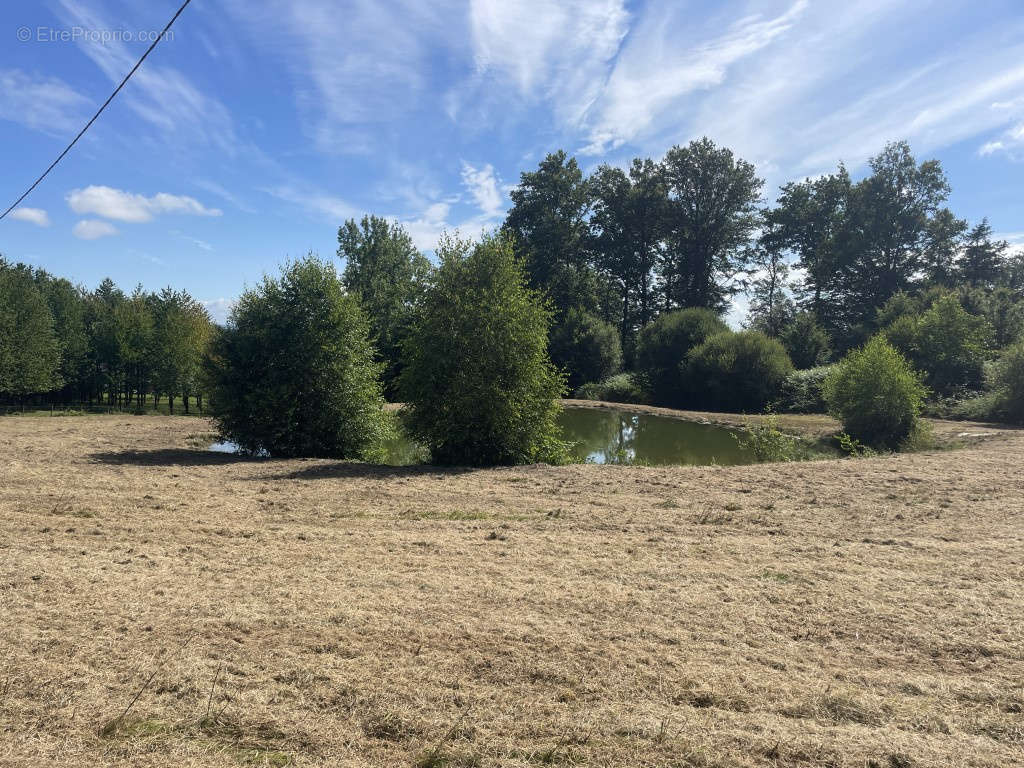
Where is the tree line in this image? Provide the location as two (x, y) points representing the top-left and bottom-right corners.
(0, 259), (212, 412)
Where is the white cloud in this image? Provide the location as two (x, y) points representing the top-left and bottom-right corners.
(8, 207), (51, 227)
(263, 185), (360, 222)
(72, 219), (118, 240)
(980, 121), (1024, 158)
(580, 0), (808, 154)
(67, 186), (222, 222)
(460, 162), (504, 218)
(54, 0), (238, 152)
(0, 69), (90, 136)
(467, 0), (628, 125)
(201, 298), (235, 325)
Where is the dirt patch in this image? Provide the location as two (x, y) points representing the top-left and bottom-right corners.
(1, 414), (1023, 766)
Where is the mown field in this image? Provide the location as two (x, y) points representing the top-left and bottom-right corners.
(1, 412), (1022, 767)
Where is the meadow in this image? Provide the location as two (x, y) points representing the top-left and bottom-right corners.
(1, 410), (1022, 767)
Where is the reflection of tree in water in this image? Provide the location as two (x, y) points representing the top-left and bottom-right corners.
(559, 408), (751, 466)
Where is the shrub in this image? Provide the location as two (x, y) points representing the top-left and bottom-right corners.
(203, 255), (391, 458)
(774, 365), (835, 413)
(636, 308), (728, 405)
(399, 233), (568, 466)
(734, 413), (808, 462)
(781, 312), (831, 369)
(574, 372), (648, 404)
(823, 336), (927, 448)
(683, 331), (794, 412)
(968, 340), (1024, 424)
(884, 294), (994, 396)
(549, 309), (622, 390)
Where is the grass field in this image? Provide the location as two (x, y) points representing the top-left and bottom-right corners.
(1, 411), (1022, 767)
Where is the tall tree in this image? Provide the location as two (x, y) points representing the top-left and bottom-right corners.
(958, 218), (1009, 288)
(922, 208), (968, 287)
(503, 150), (598, 318)
(746, 238), (793, 338)
(337, 215), (431, 397)
(763, 167), (850, 320)
(660, 137), (763, 311)
(837, 141), (951, 327)
(0, 262), (61, 399)
(589, 158), (667, 360)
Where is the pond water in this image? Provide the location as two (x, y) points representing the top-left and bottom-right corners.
(208, 406), (754, 466)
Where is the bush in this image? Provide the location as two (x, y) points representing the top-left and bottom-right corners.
(734, 413), (809, 462)
(574, 372), (648, 404)
(636, 308), (728, 405)
(399, 233), (568, 466)
(203, 255), (391, 458)
(549, 309), (622, 390)
(823, 336), (927, 448)
(774, 365), (835, 413)
(683, 331), (794, 412)
(884, 294), (994, 396)
(781, 312), (831, 369)
(963, 341), (1024, 424)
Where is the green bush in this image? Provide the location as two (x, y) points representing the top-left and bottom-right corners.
(774, 365), (835, 413)
(203, 255), (391, 458)
(823, 336), (927, 448)
(884, 294), (994, 396)
(683, 331), (794, 412)
(734, 413), (809, 462)
(549, 308), (622, 390)
(781, 312), (831, 369)
(636, 308), (728, 405)
(399, 233), (568, 466)
(964, 341), (1024, 424)
(574, 372), (648, 404)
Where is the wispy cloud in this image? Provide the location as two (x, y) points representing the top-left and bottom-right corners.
(460, 162), (504, 218)
(9, 207), (51, 227)
(201, 297), (235, 325)
(67, 186), (222, 222)
(0, 69), (90, 136)
(72, 219), (118, 240)
(263, 185), (360, 222)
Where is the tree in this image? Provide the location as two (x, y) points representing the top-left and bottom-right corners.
(338, 215), (431, 397)
(745, 239), (793, 337)
(781, 312), (831, 369)
(660, 138), (763, 311)
(204, 255), (390, 458)
(837, 141), (951, 327)
(922, 208), (967, 286)
(635, 308), (729, 406)
(589, 158), (667, 360)
(764, 168), (850, 319)
(504, 151), (598, 319)
(549, 308), (622, 390)
(958, 218), (1009, 288)
(399, 233), (567, 466)
(0, 262), (61, 398)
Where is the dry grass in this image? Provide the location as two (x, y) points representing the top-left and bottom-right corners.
(1, 412), (1023, 767)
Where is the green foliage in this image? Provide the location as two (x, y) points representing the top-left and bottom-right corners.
(836, 432), (876, 458)
(780, 312), (831, 369)
(661, 137), (763, 311)
(549, 308), (622, 390)
(204, 255), (390, 458)
(683, 331), (794, 413)
(574, 372), (648, 404)
(338, 215), (431, 398)
(0, 264), (61, 396)
(774, 364), (835, 413)
(635, 308), (728, 405)
(399, 233), (568, 466)
(884, 294), (994, 395)
(967, 341), (1024, 424)
(823, 336), (927, 447)
(734, 413), (808, 462)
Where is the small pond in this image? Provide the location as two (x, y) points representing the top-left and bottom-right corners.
(209, 406), (754, 466)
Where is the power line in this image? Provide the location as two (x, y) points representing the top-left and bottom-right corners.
(0, 0), (194, 222)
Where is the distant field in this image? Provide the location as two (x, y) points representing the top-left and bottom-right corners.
(1, 414), (1022, 767)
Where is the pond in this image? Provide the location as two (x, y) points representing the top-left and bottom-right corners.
(209, 406), (755, 466)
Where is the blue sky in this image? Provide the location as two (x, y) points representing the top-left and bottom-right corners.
(1, 0), (1023, 323)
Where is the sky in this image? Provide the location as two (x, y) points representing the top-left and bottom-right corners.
(1, 0), (1023, 324)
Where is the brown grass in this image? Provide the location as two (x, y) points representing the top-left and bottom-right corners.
(1, 412), (1022, 767)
